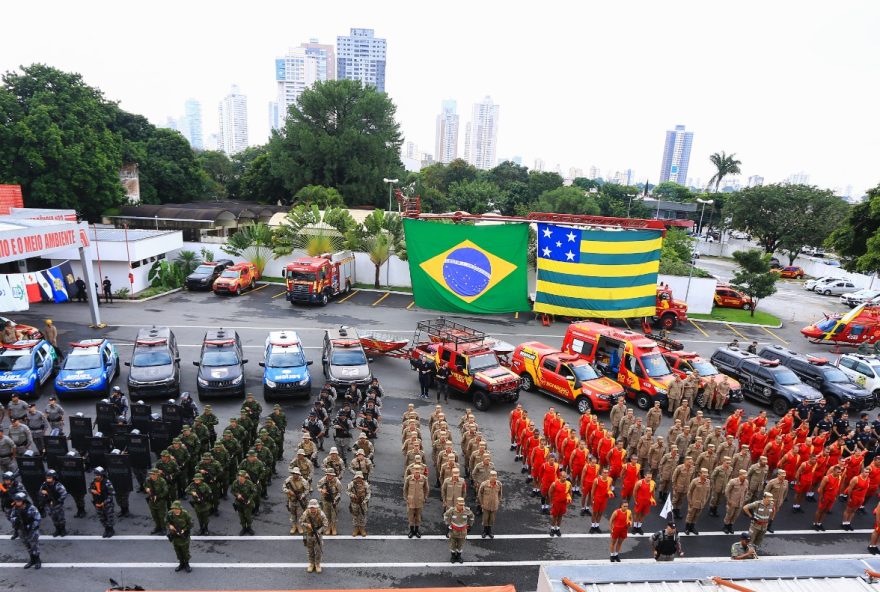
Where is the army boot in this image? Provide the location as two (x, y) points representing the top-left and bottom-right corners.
(414, 526), (422, 538)
(33, 554), (41, 570)
(450, 552), (456, 563)
(183, 562), (192, 573)
(407, 526), (415, 538)
(481, 526), (488, 538)
(23, 554), (36, 569)
(10, 529), (19, 540)
(290, 525), (298, 535)
(306, 563), (314, 573)
(487, 526), (494, 539)
(315, 563), (322, 574)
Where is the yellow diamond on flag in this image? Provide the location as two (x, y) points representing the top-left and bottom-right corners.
(419, 240), (517, 303)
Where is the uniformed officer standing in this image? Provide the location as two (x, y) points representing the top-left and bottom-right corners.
(444, 497), (475, 563)
(11, 492), (41, 569)
(289, 449), (313, 484)
(144, 468), (169, 534)
(349, 448), (373, 481)
(231, 470), (257, 535)
(8, 417), (34, 456)
(477, 470), (502, 538)
(154, 450), (180, 507)
(667, 376), (684, 413)
(317, 468), (342, 535)
(347, 470), (371, 536)
(685, 468), (710, 535)
(743, 491), (776, 547)
(25, 404), (48, 454)
(404, 467), (429, 538)
(0, 427), (18, 472)
(283, 467), (310, 535)
(38, 470), (68, 537)
(332, 409), (354, 464)
(7, 393), (29, 422)
(300, 499), (327, 573)
(166, 500), (193, 573)
(44, 397), (65, 434)
(90, 467), (116, 538)
(185, 472), (212, 535)
(197, 405), (219, 446)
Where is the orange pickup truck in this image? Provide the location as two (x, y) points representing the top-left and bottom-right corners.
(212, 262), (260, 295)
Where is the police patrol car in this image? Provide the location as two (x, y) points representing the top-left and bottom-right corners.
(0, 340), (57, 400)
(54, 339), (120, 397)
(260, 330), (312, 399)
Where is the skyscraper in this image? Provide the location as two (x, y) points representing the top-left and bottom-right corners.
(218, 84), (249, 156)
(336, 28), (386, 91)
(658, 124), (693, 184)
(434, 100), (459, 164)
(268, 102), (280, 131)
(464, 96), (500, 170)
(300, 38), (336, 82)
(181, 99), (203, 150)
(274, 47), (319, 130)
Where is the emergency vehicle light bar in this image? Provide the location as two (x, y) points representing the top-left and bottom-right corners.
(204, 339), (235, 346)
(70, 340), (103, 348)
(2, 340), (38, 350)
(135, 339), (167, 346)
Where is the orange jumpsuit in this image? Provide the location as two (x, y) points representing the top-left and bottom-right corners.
(633, 478), (656, 515)
(724, 414), (741, 437)
(848, 474), (870, 510)
(548, 478), (572, 518)
(607, 447), (625, 480)
(540, 460), (559, 499)
(620, 462), (640, 499)
(819, 473), (842, 512)
(610, 507), (632, 540)
(570, 448), (587, 483)
(750, 432), (768, 463)
(580, 462), (599, 500)
(591, 476), (614, 517)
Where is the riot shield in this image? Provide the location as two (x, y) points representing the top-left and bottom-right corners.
(58, 454), (86, 498)
(18, 453), (45, 500)
(131, 403), (152, 434)
(126, 432), (153, 470)
(106, 453), (133, 497)
(161, 402), (183, 436)
(111, 424), (131, 451)
(150, 419), (172, 453)
(44, 434), (69, 470)
(88, 435), (111, 470)
(95, 401), (116, 434)
(69, 416), (93, 453)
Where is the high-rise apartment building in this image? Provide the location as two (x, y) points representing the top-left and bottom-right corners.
(534, 158), (545, 172)
(301, 39), (335, 82)
(787, 171), (810, 185)
(218, 84), (249, 156)
(181, 99), (203, 150)
(337, 28), (386, 92)
(659, 124), (693, 184)
(268, 102), (280, 132)
(274, 47), (319, 130)
(434, 100), (459, 164)
(747, 175), (764, 187)
(464, 96), (500, 170)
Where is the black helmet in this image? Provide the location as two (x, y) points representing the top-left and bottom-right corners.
(111, 386), (122, 394)
(94, 466), (106, 476)
(180, 391), (191, 399)
(13, 492), (27, 502)
(46, 470), (58, 478)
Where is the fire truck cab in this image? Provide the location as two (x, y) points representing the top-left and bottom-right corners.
(285, 251), (355, 306)
(561, 321), (675, 409)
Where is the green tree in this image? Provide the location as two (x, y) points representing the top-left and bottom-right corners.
(197, 150), (235, 199)
(652, 181), (693, 202)
(272, 204), (358, 256)
(828, 184), (880, 273)
(360, 209), (407, 287)
(730, 250), (778, 316)
(269, 79), (402, 206)
(725, 184), (849, 255)
(221, 223), (274, 276)
(532, 186), (600, 215)
(0, 64), (125, 220)
(238, 151), (289, 203)
(447, 179), (504, 214)
(572, 177), (602, 191)
(707, 151), (742, 192)
(486, 161), (530, 215)
(527, 171), (564, 201)
(595, 184), (650, 218)
(292, 185), (345, 208)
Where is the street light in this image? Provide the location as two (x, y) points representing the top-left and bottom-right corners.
(383, 178), (399, 213)
(696, 198), (714, 237)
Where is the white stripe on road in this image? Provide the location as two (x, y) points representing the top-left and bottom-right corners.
(112, 343), (322, 349)
(40, 528), (874, 541)
(0, 553), (871, 569)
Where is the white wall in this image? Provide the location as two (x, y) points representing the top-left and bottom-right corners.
(658, 274), (717, 314)
(48, 259), (153, 295)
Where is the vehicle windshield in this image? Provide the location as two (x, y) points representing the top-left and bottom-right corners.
(202, 349), (240, 366)
(288, 270), (316, 281)
(642, 353), (671, 378)
(821, 367), (852, 383)
(220, 270), (240, 279)
(691, 360), (719, 376)
(193, 265), (215, 274)
(63, 353), (101, 370)
(0, 354), (31, 372)
(331, 349), (367, 366)
(468, 353), (499, 373)
(267, 347), (305, 368)
(570, 364), (599, 381)
(132, 350), (172, 367)
(815, 318), (840, 332)
(773, 367), (801, 385)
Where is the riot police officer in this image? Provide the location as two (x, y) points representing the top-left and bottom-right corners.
(90, 467), (116, 538)
(38, 470), (68, 537)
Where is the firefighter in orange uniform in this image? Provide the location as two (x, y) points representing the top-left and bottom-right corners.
(631, 470), (656, 534)
(608, 501), (632, 562)
(547, 469), (571, 537)
(813, 464), (843, 531)
(589, 467), (614, 533)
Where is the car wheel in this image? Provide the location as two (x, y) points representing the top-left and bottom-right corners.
(321, 292), (329, 306)
(249, 280), (255, 291)
(660, 314), (677, 331)
(771, 397), (790, 416)
(473, 391), (491, 412)
(575, 396), (592, 415)
(823, 289), (832, 296)
(742, 303), (752, 311)
(635, 393), (651, 410)
(520, 374), (535, 392)
(232, 286), (239, 296)
(114, 359), (120, 378)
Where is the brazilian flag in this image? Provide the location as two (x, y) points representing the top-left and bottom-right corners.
(404, 219), (530, 314)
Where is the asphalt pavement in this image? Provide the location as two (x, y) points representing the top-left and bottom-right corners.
(0, 281), (872, 591)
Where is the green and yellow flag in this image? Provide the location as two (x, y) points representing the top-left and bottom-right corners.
(404, 219), (530, 314)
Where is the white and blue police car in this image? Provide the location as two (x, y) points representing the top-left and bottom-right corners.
(54, 338), (120, 397)
(0, 340), (57, 401)
(260, 330), (312, 399)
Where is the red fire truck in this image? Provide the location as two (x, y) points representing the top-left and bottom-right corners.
(285, 251), (355, 306)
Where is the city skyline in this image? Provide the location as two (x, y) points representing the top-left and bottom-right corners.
(659, 125), (694, 186)
(464, 96), (500, 171)
(218, 84), (249, 155)
(4, 2), (877, 193)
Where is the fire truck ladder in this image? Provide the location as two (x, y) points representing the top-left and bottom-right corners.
(412, 318), (488, 348)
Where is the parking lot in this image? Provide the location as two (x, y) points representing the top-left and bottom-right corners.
(0, 272), (872, 591)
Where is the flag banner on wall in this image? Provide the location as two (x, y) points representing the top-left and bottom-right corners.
(533, 224), (662, 318)
(23, 273), (42, 303)
(4, 275), (29, 311)
(46, 266), (69, 303)
(34, 271), (54, 302)
(59, 261), (76, 294)
(404, 219), (530, 314)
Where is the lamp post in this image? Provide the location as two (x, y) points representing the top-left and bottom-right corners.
(383, 178), (398, 214)
(696, 198), (714, 237)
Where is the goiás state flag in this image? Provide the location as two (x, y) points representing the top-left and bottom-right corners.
(533, 224), (662, 318)
(404, 219), (529, 314)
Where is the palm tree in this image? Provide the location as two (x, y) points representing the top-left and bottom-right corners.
(174, 250), (201, 275)
(221, 223), (274, 276)
(364, 234), (391, 288)
(707, 152), (742, 192)
(272, 204), (359, 257)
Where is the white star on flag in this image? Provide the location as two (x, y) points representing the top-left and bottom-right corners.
(567, 231), (577, 242)
(542, 227), (552, 238)
(556, 241), (562, 248)
(542, 246), (552, 257)
(565, 250), (575, 261)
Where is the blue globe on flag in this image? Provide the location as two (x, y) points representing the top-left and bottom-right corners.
(442, 247), (491, 297)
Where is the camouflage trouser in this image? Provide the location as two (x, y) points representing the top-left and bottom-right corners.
(288, 499), (305, 529)
(46, 503), (66, 530)
(149, 501), (167, 530)
(321, 501), (338, 529)
(304, 537), (322, 565)
(349, 501), (368, 528)
(20, 528), (39, 555)
(95, 501), (115, 528)
(449, 532), (467, 552)
(171, 536), (190, 562)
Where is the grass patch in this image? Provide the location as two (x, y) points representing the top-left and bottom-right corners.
(353, 282), (413, 293)
(259, 276), (286, 283)
(691, 308), (781, 326)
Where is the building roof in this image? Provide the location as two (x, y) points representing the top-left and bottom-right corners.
(88, 228), (177, 242)
(114, 201), (288, 228)
(642, 198), (699, 212)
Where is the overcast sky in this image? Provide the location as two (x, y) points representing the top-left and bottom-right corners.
(3, 1), (878, 194)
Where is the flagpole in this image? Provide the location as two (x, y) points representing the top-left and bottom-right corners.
(92, 224), (103, 284)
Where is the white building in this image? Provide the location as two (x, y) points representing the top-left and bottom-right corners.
(336, 28), (386, 91)
(434, 100), (459, 164)
(787, 171), (810, 185)
(181, 99), (203, 149)
(463, 96), (500, 170)
(274, 47), (319, 130)
(534, 158), (545, 172)
(218, 85), (249, 155)
(300, 38), (335, 83)
(747, 174), (765, 188)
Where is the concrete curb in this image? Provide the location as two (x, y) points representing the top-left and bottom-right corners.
(352, 286), (414, 296)
(690, 317), (783, 329)
(117, 287), (183, 303)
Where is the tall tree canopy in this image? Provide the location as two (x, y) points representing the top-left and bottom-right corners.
(269, 79), (403, 207)
(532, 186), (599, 215)
(707, 151), (742, 192)
(828, 183), (880, 273)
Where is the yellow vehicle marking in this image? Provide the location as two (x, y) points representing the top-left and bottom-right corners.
(406, 301), (415, 310)
(761, 326), (788, 344)
(250, 284), (270, 293)
(689, 319), (709, 337)
(725, 323), (748, 339)
(372, 292), (391, 306)
(272, 291), (287, 299)
(514, 311), (519, 320)
(337, 289), (359, 303)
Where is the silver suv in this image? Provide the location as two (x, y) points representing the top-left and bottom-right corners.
(322, 326), (372, 389)
(816, 279), (856, 296)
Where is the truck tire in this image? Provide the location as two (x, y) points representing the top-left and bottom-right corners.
(635, 392), (651, 410)
(473, 390), (491, 412)
(660, 314), (677, 331)
(575, 395), (592, 415)
(771, 396), (790, 416)
(321, 291), (329, 306)
(520, 373), (536, 392)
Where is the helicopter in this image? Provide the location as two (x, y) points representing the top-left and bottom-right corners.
(801, 302), (880, 346)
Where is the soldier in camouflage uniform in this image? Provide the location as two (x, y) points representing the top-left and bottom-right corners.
(263, 418), (284, 458)
(317, 468), (342, 535)
(192, 418), (211, 453)
(299, 433), (319, 467)
(242, 393), (262, 423)
(322, 447), (345, 479)
(196, 404), (219, 446)
(444, 497), (475, 563)
(289, 448), (314, 485)
(300, 499), (327, 573)
(284, 467), (310, 534)
(179, 426), (201, 462)
(238, 450), (267, 512)
(11, 492), (41, 569)
(210, 441), (231, 498)
(196, 452), (223, 515)
(226, 419), (248, 450)
(349, 448), (373, 481)
(269, 404), (288, 432)
(166, 500), (193, 573)
(254, 440), (276, 484)
(185, 472), (213, 535)
(168, 438), (191, 496)
(231, 470), (258, 535)
(155, 450), (180, 506)
(144, 468), (169, 534)
(221, 430), (243, 467)
(347, 470), (371, 536)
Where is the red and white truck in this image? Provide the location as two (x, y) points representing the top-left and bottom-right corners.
(212, 262), (260, 295)
(285, 251), (355, 306)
